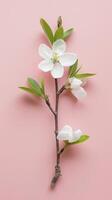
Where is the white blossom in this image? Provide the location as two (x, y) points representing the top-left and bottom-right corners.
(68, 77), (87, 100)
(38, 39), (77, 78)
(57, 125), (83, 143)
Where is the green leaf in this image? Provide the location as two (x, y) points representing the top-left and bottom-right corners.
(19, 87), (36, 95)
(75, 73), (96, 79)
(54, 26), (64, 41)
(28, 78), (39, 89)
(69, 135), (90, 145)
(40, 79), (45, 94)
(40, 18), (54, 44)
(63, 28), (74, 39)
(19, 78), (47, 98)
(69, 59), (78, 77)
(27, 78), (42, 96)
(39, 79), (49, 100)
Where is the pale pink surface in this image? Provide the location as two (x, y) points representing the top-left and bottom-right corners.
(0, 0), (112, 199)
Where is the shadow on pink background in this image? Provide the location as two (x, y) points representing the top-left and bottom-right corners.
(0, 0), (112, 199)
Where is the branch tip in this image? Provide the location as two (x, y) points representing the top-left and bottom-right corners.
(50, 165), (61, 189)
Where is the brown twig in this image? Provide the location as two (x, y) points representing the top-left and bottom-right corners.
(50, 16), (66, 189)
(50, 79), (61, 189)
(57, 85), (65, 95)
(58, 143), (68, 156)
(45, 98), (56, 116)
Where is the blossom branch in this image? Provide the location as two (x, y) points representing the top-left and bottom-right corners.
(50, 79), (61, 188)
(19, 17), (94, 189)
(50, 17), (63, 188)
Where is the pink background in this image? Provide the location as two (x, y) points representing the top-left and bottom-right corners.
(0, 0), (112, 199)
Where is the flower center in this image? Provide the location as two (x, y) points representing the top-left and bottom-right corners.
(52, 53), (59, 64)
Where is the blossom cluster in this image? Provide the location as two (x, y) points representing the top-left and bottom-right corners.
(19, 17), (95, 161)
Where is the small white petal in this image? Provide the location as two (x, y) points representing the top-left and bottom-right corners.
(69, 77), (82, 89)
(69, 129), (83, 143)
(53, 39), (66, 55)
(71, 87), (87, 100)
(75, 129), (83, 137)
(59, 53), (77, 66)
(61, 125), (73, 134)
(51, 63), (64, 78)
(57, 132), (70, 141)
(38, 60), (54, 72)
(38, 44), (52, 59)
(57, 125), (73, 141)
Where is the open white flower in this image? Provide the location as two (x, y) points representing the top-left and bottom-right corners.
(57, 125), (83, 143)
(68, 77), (87, 100)
(38, 39), (77, 78)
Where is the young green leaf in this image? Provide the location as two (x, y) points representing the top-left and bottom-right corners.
(40, 79), (45, 94)
(19, 78), (47, 99)
(19, 87), (36, 95)
(28, 78), (39, 89)
(19, 86), (42, 97)
(68, 59), (78, 77)
(39, 79), (49, 100)
(63, 28), (74, 39)
(54, 26), (64, 41)
(75, 73), (96, 79)
(40, 18), (54, 44)
(69, 135), (90, 145)
(27, 78), (43, 96)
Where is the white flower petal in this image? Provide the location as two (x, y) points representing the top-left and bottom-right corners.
(61, 125), (73, 134)
(38, 44), (52, 59)
(51, 63), (64, 78)
(59, 53), (77, 66)
(38, 60), (54, 72)
(69, 77), (82, 89)
(57, 132), (70, 141)
(75, 129), (83, 137)
(57, 125), (73, 141)
(53, 39), (66, 55)
(69, 129), (83, 143)
(71, 87), (87, 100)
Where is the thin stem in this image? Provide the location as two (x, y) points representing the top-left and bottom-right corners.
(57, 85), (65, 95)
(50, 16), (64, 189)
(54, 79), (60, 164)
(51, 79), (61, 188)
(58, 143), (68, 156)
(45, 99), (56, 116)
